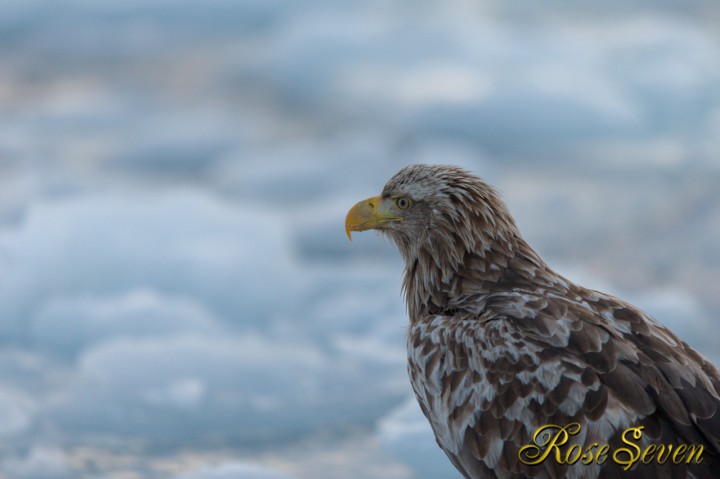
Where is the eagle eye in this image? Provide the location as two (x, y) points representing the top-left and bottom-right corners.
(395, 196), (412, 210)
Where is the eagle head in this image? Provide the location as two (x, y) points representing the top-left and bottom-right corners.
(345, 164), (520, 265)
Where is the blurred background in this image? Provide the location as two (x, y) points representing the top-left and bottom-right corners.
(1, 1), (719, 478)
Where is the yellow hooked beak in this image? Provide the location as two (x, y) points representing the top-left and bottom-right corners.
(345, 195), (403, 240)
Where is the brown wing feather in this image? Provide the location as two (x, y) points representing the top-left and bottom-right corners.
(408, 290), (720, 479)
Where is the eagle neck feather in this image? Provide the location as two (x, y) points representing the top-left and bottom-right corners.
(400, 206), (525, 322)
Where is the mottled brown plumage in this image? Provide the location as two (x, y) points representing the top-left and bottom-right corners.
(345, 164), (720, 478)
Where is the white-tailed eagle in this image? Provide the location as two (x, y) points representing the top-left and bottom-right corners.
(345, 164), (720, 478)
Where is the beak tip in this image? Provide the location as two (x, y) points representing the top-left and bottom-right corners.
(344, 218), (353, 241)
